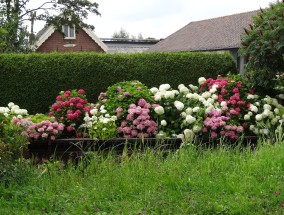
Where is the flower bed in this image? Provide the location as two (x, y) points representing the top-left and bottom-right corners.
(1, 74), (283, 161)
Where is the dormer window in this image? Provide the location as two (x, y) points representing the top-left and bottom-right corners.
(62, 25), (75, 39)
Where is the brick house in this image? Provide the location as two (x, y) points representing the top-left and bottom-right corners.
(148, 11), (258, 74)
(35, 25), (107, 53)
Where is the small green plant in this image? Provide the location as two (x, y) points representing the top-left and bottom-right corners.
(83, 105), (117, 140)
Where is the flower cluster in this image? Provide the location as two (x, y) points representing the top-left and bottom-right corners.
(202, 110), (243, 139)
(83, 105), (117, 140)
(0, 102), (28, 118)
(49, 89), (91, 136)
(118, 99), (157, 138)
(12, 115), (65, 140)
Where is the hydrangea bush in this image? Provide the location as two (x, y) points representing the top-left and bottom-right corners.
(101, 80), (153, 126)
(49, 89), (91, 137)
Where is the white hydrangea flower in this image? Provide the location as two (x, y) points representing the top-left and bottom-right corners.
(11, 105), (20, 111)
(174, 101), (184, 111)
(177, 134), (185, 139)
(161, 120), (167, 126)
(220, 101), (227, 107)
(201, 92), (211, 99)
(164, 91), (176, 99)
(244, 114), (250, 120)
(209, 85), (218, 93)
(185, 108), (193, 115)
(150, 87), (159, 94)
(193, 107), (200, 113)
(211, 94), (218, 100)
(188, 84), (198, 91)
(255, 114), (262, 121)
(262, 109), (271, 118)
(159, 84), (171, 92)
(193, 125), (201, 133)
(154, 94), (162, 101)
(154, 106), (165, 115)
(186, 115), (196, 124)
(181, 112), (187, 118)
(90, 108), (98, 115)
(173, 90), (179, 95)
(263, 104), (272, 110)
(7, 102), (15, 108)
(249, 125), (255, 130)
(178, 84), (185, 90)
(184, 129), (195, 139)
(248, 111), (253, 116)
(179, 86), (189, 94)
(247, 95), (255, 100)
(250, 105), (258, 113)
(207, 98), (214, 104)
(198, 77), (206, 85)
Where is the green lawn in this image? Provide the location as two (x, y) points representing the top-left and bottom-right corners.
(1, 141), (284, 214)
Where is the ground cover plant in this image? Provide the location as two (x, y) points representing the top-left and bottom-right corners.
(0, 141), (284, 214)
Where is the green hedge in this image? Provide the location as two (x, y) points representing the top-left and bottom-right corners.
(0, 52), (236, 114)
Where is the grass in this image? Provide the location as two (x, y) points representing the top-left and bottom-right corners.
(0, 140), (284, 214)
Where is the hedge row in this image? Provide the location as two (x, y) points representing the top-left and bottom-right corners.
(0, 52), (236, 114)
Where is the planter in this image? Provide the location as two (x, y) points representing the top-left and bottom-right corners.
(27, 138), (183, 162)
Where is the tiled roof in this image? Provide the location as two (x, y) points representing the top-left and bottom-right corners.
(148, 10), (258, 52)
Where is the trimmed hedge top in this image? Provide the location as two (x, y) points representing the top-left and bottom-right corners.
(0, 52), (236, 113)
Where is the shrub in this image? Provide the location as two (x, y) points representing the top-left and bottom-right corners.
(102, 80), (153, 126)
(0, 52), (236, 114)
(239, 1), (284, 96)
(49, 89), (91, 137)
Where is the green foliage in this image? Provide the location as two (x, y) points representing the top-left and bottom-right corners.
(103, 80), (153, 120)
(239, 1), (284, 95)
(1, 142), (284, 214)
(0, 52), (236, 114)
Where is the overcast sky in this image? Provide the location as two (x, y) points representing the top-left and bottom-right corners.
(30, 0), (272, 39)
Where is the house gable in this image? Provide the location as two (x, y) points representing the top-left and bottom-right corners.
(36, 26), (108, 52)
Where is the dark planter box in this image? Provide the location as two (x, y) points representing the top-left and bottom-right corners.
(27, 138), (183, 162)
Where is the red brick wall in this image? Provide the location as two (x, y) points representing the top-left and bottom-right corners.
(36, 29), (105, 53)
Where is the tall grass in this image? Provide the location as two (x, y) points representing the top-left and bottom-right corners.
(1, 141), (284, 214)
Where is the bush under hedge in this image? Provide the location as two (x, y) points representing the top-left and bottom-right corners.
(0, 52), (236, 114)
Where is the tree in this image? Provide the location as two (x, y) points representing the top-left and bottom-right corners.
(112, 28), (130, 39)
(0, 0), (100, 52)
(239, 1), (284, 95)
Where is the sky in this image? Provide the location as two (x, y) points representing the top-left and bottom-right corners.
(29, 0), (273, 39)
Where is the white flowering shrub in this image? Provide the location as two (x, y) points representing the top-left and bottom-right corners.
(82, 105), (117, 140)
(247, 96), (284, 138)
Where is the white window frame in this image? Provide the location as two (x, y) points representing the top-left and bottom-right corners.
(62, 25), (76, 39)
